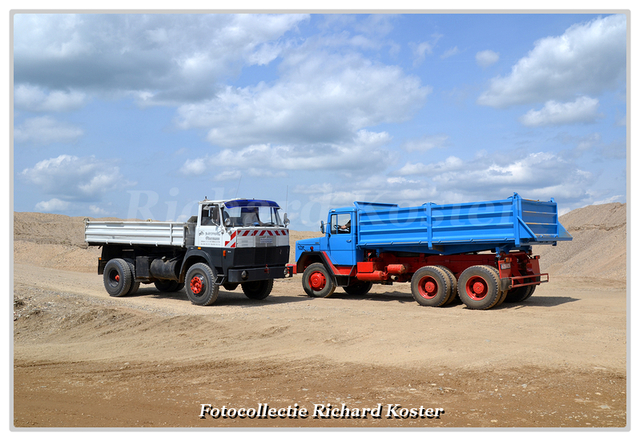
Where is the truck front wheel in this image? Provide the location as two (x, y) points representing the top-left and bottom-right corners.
(185, 263), (219, 306)
(302, 263), (336, 298)
(103, 258), (133, 297)
(242, 280), (274, 300)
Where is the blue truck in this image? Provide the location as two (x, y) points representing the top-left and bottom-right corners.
(293, 193), (572, 310)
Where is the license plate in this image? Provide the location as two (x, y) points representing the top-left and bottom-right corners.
(500, 263), (511, 270)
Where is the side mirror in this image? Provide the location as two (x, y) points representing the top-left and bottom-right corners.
(321, 220), (330, 235)
(225, 218), (231, 227)
(283, 213), (290, 227)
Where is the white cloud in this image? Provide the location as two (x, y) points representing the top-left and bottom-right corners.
(291, 175), (438, 217)
(35, 198), (70, 212)
(14, 85), (87, 112)
(393, 151), (595, 205)
(176, 51), (430, 148)
(441, 46), (460, 59)
(478, 14), (626, 108)
(401, 134), (450, 152)
(519, 96), (602, 127)
(89, 205), (111, 216)
(13, 14), (309, 104)
(396, 156), (465, 176)
(475, 50), (499, 68)
(180, 130), (393, 178)
(14, 116), (83, 145)
(21, 155), (135, 200)
(410, 34), (443, 66)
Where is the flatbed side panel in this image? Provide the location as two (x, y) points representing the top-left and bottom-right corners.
(357, 198), (518, 251)
(355, 195), (571, 254)
(85, 221), (187, 247)
(431, 199), (515, 244)
(358, 205), (430, 247)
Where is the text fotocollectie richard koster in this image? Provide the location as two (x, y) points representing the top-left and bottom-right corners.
(199, 403), (445, 420)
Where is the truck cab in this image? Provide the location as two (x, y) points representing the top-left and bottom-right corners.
(295, 207), (361, 270)
(86, 198), (291, 306)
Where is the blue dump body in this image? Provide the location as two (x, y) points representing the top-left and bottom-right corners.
(296, 193), (572, 266)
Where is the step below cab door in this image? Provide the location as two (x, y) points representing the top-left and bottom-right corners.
(326, 211), (356, 266)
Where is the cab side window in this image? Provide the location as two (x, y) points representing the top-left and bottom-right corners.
(201, 206), (220, 225)
(331, 213), (351, 234)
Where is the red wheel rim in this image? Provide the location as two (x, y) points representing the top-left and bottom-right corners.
(115, 274), (120, 282)
(466, 276), (488, 300)
(309, 271), (326, 291)
(190, 276), (203, 294)
(418, 276), (439, 299)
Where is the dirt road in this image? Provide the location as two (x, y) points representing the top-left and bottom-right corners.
(13, 263), (627, 428)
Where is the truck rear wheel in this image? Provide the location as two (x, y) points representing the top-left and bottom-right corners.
(242, 280), (274, 300)
(457, 265), (503, 310)
(302, 263), (336, 298)
(154, 280), (183, 292)
(185, 263), (219, 306)
(411, 266), (450, 307)
(103, 258), (133, 297)
(125, 260), (140, 295)
(343, 281), (373, 296)
(434, 265), (458, 304)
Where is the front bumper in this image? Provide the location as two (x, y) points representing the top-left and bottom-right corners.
(227, 265), (293, 283)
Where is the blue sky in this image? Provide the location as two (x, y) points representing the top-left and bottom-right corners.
(11, 11), (629, 230)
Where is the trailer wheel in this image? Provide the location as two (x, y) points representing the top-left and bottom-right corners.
(343, 281), (373, 296)
(185, 263), (219, 306)
(103, 258), (133, 297)
(411, 266), (450, 307)
(242, 280), (274, 300)
(302, 263), (336, 298)
(457, 265), (503, 310)
(434, 266), (458, 304)
(488, 266), (508, 307)
(505, 284), (536, 303)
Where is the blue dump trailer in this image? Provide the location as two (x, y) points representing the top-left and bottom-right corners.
(292, 193), (572, 310)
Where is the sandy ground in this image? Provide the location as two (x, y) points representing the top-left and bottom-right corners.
(12, 205), (628, 428)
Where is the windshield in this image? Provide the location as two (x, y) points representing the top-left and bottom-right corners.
(222, 205), (285, 227)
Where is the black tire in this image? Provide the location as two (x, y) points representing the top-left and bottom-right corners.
(126, 260), (140, 295)
(103, 258), (133, 297)
(302, 263), (336, 298)
(457, 265), (503, 310)
(434, 265), (458, 304)
(241, 280), (274, 300)
(343, 281), (373, 296)
(488, 266), (508, 307)
(410, 266), (450, 307)
(185, 263), (219, 306)
(504, 285), (536, 303)
(154, 280), (181, 292)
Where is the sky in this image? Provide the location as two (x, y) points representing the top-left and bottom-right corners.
(11, 11), (629, 230)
